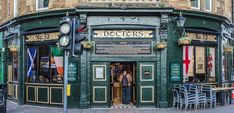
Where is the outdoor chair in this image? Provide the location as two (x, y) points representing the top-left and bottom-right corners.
(179, 86), (197, 111)
(0, 89), (4, 106)
(172, 89), (180, 109)
(202, 85), (216, 108)
(189, 84), (206, 109)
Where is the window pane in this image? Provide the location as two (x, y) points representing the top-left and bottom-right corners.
(205, 0), (211, 10)
(38, 0), (49, 9)
(51, 46), (64, 83)
(13, 53), (18, 81)
(191, 0), (199, 8)
(207, 47), (215, 81)
(195, 47), (206, 82)
(39, 46), (50, 83)
(27, 47), (37, 83)
(183, 46), (194, 82)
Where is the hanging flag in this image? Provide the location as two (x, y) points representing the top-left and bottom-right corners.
(207, 47), (215, 77)
(183, 46), (194, 81)
(51, 47), (64, 75)
(27, 48), (37, 77)
(195, 47), (205, 74)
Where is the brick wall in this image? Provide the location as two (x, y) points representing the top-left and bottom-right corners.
(0, 0), (232, 24)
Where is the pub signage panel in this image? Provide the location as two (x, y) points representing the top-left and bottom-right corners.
(186, 32), (217, 42)
(95, 41), (151, 55)
(26, 32), (59, 42)
(93, 30), (154, 39)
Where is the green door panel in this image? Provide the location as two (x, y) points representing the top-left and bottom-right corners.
(91, 62), (110, 107)
(137, 62), (156, 107)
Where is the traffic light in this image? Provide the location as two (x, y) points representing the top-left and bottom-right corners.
(71, 18), (86, 56)
(58, 15), (72, 50)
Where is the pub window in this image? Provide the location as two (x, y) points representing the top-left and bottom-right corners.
(27, 45), (63, 83)
(12, 52), (18, 81)
(36, 0), (49, 11)
(191, 0), (200, 9)
(183, 46), (216, 83)
(204, 0), (212, 12)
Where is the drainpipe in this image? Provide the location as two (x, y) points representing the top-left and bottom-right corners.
(13, 0), (18, 18)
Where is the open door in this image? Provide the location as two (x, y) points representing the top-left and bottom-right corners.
(137, 62), (156, 107)
(91, 62), (110, 108)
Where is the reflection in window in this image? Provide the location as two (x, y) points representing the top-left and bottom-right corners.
(27, 46), (63, 83)
(191, 0), (200, 9)
(204, 0), (212, 12)
(36, 0), (49, 10)
(13, 53), (18, 81)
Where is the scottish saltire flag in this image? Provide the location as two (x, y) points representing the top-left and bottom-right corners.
(27, 48), (37, 77)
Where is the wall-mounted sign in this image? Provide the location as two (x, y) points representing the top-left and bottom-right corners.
(93, 30), (154, 38)
(95, 41), (151, 55)
(186, 32), (217, 42)
(68, 63), (77, 82)
(25, 32), (59, 42)
(170, 62), (181, 82)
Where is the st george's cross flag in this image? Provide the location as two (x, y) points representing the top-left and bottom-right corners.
(27, 48), (37, 77)
(183, 46), (194, 81)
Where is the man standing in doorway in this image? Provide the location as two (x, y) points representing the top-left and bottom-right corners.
(119, 69), (132, 105)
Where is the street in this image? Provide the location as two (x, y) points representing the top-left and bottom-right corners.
(6, 101), (234, 113)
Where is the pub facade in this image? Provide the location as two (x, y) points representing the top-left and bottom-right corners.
(0, 8), (233, 108)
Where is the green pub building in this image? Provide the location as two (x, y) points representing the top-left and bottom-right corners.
(0, 8), (234, 108)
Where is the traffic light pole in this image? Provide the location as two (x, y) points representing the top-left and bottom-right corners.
(63, 50), (69, 113)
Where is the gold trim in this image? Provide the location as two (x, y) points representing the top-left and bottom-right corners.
(93, 86), (107, 103)
(140, 64), (154, 81)
(93, 65), (106, 81)
(12, 84), (18, 99)
(25, 83), (63, 86)
(26, 86), (36, 102)
(37, 86), (49, 104)
(50, 87), (63, 105)
(140, 86), (154, 103)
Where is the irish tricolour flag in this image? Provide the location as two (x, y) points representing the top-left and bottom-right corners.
(51, 47), (64, 75)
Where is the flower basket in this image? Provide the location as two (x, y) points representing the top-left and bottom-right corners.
(156, 42), (167, 50)
(223, 46), (233, 53)
(178, 37), (191, 45)
(82, 41), (92, 49)
(9, 47), (18, 52)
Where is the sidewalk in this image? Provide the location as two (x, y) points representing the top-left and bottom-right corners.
(6, 101), (234, 113)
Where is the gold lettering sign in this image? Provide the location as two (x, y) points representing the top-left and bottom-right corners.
(186, 32), (216, 42)
(25, 32), (59, 42)
(93, 30), (154, 38)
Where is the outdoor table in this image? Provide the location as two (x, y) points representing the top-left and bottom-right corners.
(211, 87), (234, 106)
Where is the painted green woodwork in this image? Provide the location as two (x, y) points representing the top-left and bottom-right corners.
(37, 87), (49, 103)
(13, 85), (17, 99)
(141, 87), (153, 102)
(27, 87), (36, 102)
(141, 65), (153, 80)
(137, 62), (156, 107)
(50, 87), (63, 104)
(91, 62), (110, 108)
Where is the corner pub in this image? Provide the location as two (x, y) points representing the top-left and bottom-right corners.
(0, 8), (234, 109)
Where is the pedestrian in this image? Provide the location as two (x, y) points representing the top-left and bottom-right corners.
(119, 69), (132, 105)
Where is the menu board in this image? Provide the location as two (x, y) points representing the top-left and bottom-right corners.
(95, 41), (151, 55)
(170, 63), (181, 81)
(68, 63), (77, 82)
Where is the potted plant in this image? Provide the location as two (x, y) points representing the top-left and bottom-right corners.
(156, 41), (167, 50)
(223, 44), (233, 53)
(178, 36), (191, 45)
(82, 41), (92, 49)
(8, 44), (18, 52)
